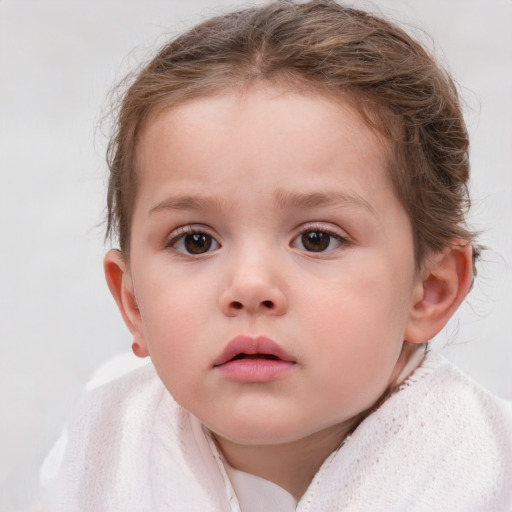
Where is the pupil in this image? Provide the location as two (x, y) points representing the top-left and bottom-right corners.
(185, 233), (212, 254)
(302, 231), (329, 252)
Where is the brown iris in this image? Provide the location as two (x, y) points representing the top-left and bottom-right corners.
(184, 233), (213, 254)
(301, 231), (330, 252)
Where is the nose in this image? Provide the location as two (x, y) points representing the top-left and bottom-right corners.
(219, 254), (288, 317)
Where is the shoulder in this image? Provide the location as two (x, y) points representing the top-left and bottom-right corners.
(61, 360), (164, 438)
(315, 352), (512, 511)
(389, 352), (512, 508)
(68, 358), (179, 452)
(40, 360), (167, 482)
(36, 361), (184, 511)
(385, 352), (512, 469)
(397, 351), (512, 436)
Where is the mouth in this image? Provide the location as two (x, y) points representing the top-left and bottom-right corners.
(230, 353), (280, 361)
(213, 335), (296, 382)
(213, 335), (296, 366)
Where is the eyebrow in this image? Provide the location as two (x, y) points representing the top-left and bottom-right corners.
(149, 189), (375, 216)
(149, 195), (233, 215)
(274, 189), (376, 215)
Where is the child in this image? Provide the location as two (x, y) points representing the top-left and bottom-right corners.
(35, 1), (512, 510)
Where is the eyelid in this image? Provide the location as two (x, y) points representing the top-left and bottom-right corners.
(166, 223), (213, 239)
(294, 222), (349, 241)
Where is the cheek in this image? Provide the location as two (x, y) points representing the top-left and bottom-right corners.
(137, 285), (209, 404)
(302, 266), (413, 374)
(304, 297), (406, 413)
(135, 272), (202, 353)
(305, 263), (412, 335)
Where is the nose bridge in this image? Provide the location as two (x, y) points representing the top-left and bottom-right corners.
(220, 238), (287, 315)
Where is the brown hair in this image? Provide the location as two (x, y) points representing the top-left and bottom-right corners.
(106, 0), (476, 265)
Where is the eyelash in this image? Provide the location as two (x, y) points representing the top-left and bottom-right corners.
(165, 223), (350, 256)
(166, 225), (221, 256)
(291, 224), (350, 253)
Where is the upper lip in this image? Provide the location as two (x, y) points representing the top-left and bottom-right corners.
(213, 335), (297, 366)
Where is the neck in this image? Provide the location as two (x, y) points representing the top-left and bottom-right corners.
(388, 342), (426, 391)
(213, 418), (362, 501)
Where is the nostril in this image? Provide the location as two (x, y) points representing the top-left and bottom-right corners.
(227, 300), (277, 311)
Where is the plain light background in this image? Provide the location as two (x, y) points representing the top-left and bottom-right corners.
(1, 1), (511, 510)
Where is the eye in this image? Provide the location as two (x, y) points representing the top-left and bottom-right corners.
(168, 227), (220, 255)
(292, 229), (346, 253)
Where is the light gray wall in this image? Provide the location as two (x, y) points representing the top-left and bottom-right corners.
(1, 1), (511, 510)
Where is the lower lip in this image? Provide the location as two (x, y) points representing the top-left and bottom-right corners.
(215, 359), (295, 383)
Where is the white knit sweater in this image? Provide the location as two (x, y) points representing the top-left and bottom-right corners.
(35, 352), (512, 511)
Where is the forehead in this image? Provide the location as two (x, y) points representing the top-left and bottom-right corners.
(135, 87), (393, 199)
(135, 87), (400, 222)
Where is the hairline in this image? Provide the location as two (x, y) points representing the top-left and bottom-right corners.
(118, 74), (431, 269)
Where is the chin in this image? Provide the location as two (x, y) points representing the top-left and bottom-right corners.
(206, 416), (323, 446)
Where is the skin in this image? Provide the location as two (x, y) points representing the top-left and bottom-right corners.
(105, 86), (473, 500)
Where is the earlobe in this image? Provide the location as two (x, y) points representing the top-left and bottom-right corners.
(103, 250), (149, 358)
(405, 242), (474, 344)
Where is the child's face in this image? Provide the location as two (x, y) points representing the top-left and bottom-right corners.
(124, 87), (424, 445)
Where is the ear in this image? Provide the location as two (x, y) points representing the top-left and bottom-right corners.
(405, 242), (474, 344)
(103, 250), (149, 358)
